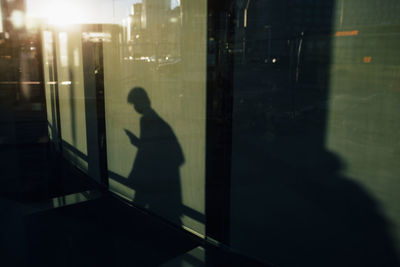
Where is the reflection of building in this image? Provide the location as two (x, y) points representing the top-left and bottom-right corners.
(132, 3), (142, 29)
(122, 0), (181, 63)
(141, 0), (170, 29)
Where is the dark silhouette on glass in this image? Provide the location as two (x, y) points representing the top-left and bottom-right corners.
(123, 87), (184, 224)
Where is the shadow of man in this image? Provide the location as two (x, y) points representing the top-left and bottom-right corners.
(124, 87), (184, 225)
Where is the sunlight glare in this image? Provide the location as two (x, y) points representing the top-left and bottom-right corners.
(43, 2), (85, 25)
(10, 10), (25, 29)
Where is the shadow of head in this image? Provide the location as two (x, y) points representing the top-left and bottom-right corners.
(128, 87), (151, 114)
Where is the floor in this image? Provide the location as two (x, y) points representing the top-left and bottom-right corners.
(0, 116), (267, 267)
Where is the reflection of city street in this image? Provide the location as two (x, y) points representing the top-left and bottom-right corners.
(119, 0), (182, 70)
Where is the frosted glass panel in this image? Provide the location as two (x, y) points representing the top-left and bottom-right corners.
(42, 30), (58, 143)
(104, 0), (207, 235)
(54, 26), (89, 171)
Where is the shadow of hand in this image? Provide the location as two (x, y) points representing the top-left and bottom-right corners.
(124, 128), (140, 146)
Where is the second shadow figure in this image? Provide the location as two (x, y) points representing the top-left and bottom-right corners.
(124, 87), (184, 224)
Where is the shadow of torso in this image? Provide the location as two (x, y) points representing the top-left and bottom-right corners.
(128, 108), (184, 224)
